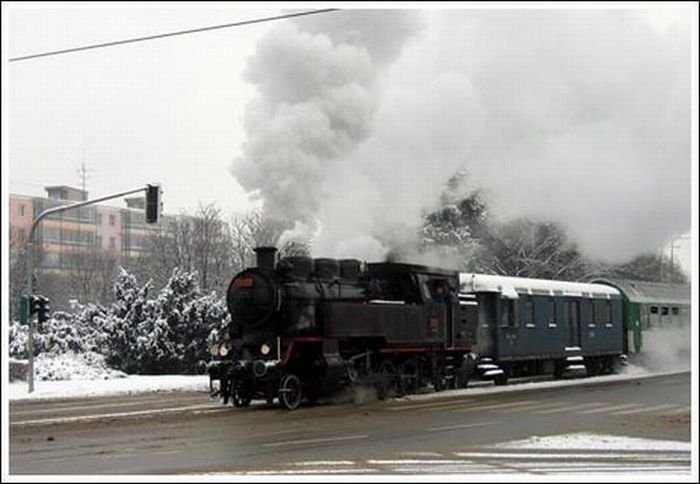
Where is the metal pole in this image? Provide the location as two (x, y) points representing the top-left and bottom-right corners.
(25, 185), (150, 393)
(26, 242), (34, 393)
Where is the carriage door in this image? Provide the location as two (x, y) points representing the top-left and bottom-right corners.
(567, 300), (581, 347)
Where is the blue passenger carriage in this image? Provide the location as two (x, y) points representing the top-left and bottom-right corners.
(459, 274), (625, 383)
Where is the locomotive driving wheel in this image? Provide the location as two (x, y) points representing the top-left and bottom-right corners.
(232, 380), (252, 408)
(375, 360), (399, 400)
(399, 358), (421, 396)
(279, 374), (302, 410)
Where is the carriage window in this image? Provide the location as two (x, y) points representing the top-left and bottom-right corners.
(524, 297), (534, 326)
(548, 299), (556, 327)
(501, 300), (516, 328)
(650, 306), (658, 314)
(671, 307), (679, 315)
(661, 307), (669, 315)
(588, 300), (596, 327)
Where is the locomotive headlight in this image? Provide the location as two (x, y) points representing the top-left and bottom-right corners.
(260, 344), (271, 356)
(219, 343), (229, 357)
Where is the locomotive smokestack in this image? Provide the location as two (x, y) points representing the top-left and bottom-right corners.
(254, 246), (277, 271)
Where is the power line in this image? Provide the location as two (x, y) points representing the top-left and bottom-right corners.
(9, 8), (340, 63)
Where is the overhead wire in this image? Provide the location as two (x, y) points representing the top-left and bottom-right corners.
(9, 8), (340, 63)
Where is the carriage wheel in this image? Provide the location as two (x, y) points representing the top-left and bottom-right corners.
(376, 360), (399, 400)
(279, 374), (302, 410)
(232, 380), (252, 408)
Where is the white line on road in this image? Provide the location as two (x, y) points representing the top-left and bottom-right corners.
(578, 403), (639, 414)
(426, 420), (502, 433)
(385, 399), (476, 411)
(664, 405), (691, 414)
(292, 461), (356, 466)
(262, 434), (368, 447)
(610, 404), (679, 416)
(11, 403), (219, 426)
(532, 402), (606, 414)
(10, 396), (176, 416)
(452, 400), (539, 413)
(453, 451), (689, 461)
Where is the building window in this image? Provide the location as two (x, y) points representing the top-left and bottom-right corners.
(97, 213), (103, 225)
(109, 214), (116, 226)
(19, 204), (25, 217)
(109, 237), (116, 250)
(96, 236), (102, 248)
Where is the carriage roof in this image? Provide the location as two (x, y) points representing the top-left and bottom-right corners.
(460, 273), (621, 299)
(589, 278), (690, 306)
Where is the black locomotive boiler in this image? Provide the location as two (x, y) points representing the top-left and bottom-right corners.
(209, 247), (480, 409)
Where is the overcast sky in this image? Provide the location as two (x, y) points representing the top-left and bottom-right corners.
(2, 3), (697, 272)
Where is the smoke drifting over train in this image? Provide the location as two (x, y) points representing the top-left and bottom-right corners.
(231, 9), (690, 263)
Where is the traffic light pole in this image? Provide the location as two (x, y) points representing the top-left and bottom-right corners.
(25, 185), (158, 393)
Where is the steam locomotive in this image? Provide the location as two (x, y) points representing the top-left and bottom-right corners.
(208, 247), (479, 409)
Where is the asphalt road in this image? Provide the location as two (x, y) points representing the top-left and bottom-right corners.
(9, 371), (691, 475)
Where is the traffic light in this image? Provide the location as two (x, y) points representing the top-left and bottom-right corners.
(145, 183), (162, 224)
(29, 295), (50, 324)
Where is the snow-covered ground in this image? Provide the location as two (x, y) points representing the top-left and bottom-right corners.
(492, 432), (691, 452)
(8, 374), (210, 402)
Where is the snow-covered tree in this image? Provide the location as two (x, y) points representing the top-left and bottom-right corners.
(101, 267), (153, 373)
(480, 218), (594, 281)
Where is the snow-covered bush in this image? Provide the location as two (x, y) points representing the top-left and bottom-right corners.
(8, 266), (230, 378)
(129, 269), (229, 374)
(35, 351), (126, 381)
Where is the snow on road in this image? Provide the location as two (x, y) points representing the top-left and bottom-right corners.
(8, 374), (210, 402)
(226, 433), (692, 476)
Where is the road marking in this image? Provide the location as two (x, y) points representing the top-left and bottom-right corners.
(452, 400), (538, 413)
(245, 469), (377, 474)
(10, 403), (219, 426)
(292, 461), (356, 466)
(386, 399), (475, 411)
(578, 403), (639, 414)
(426, 420), (502, 433)
(10, 397), (175, 416)
(664, 405), (691, 414)
(453, 451), (689, 461)
(523, 466), (690, 474)
(192, 408), (232, 415)
(485, 401), (565, 413)
(420, 400), (503, 412)
(610, 404), (679, 415)
(532, 402), (606, 414)
(262, 434), (368, 447)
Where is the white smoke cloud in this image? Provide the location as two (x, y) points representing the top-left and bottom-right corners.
(230, 10), (425, 241)
(232, 9), (691, 263)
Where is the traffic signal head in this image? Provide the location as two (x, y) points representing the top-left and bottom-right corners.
(29, 295), (50, 324)
(145, 183), (162, 224)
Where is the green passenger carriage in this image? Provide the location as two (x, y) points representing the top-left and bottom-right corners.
(589, 279), (690, 355)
